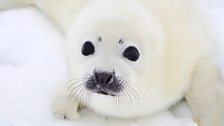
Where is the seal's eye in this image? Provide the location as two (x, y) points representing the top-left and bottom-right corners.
(123, 46), (140, 61)
(81, 41), (95, 56)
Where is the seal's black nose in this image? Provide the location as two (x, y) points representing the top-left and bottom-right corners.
(94, 71), (115, 86)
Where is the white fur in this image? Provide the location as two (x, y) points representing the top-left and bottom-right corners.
(0, 0), (223, 125)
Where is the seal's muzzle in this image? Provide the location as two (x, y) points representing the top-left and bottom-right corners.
(85, 70), (123, 96)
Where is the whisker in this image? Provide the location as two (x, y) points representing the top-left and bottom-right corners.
(123, 90), (130, 105)
(74, 85), (85, 101)
(70, 84), (84, 97)
(122, 79), (140, 101)
(68, 81), (82, 90)
(68, 77), (83, 83)
(115, 94), (122, 107)
(121, 90), (131, 111)
(66, 73), (94, 107)
(126, 85), (140, 101)
(84, 90), (91, 107)
(69, 82), (83, 94)
(68, 73), (92, 83)
(79, 86), (87, 102)
(125, 89), (134, 105)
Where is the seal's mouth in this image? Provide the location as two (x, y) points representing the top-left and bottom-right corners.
(97, 90), (109, 95)
(96, 90), (116, 96)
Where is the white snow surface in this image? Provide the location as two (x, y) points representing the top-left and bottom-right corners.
(0, 1), (223, 126)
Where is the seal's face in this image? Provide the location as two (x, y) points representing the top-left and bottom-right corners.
(80, 39), (140, 97)
(65, 1), (187, 118)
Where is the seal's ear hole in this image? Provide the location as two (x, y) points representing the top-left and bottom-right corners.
(123, 46), (140, 62)
(81, 41), (95, 56)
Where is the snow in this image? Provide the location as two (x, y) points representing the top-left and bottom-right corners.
(208, 2), (224, 74)
(0, 1), (223, 126)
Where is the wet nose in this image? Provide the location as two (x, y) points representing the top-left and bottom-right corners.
(94, 71), (115, 85)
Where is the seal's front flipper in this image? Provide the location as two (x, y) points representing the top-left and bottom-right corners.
(52, 82), (82, 120)
(53, 96), (81, 120)
(185, 57), (224, 126)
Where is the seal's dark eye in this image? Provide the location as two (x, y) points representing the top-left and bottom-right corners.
(123, 46), (140, 61)
(81, 41), (95, 56)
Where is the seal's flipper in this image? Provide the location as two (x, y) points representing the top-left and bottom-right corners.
(185, 56), (224, 126)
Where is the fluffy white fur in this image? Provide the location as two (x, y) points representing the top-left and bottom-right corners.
(0, 0), (223, 126)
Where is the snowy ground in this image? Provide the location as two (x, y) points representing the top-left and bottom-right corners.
(0, 1), (223, 126)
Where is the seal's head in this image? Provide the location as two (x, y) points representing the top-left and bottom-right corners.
(66, 0), (188, 118)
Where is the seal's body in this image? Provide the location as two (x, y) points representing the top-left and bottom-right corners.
(0, 0), (223, 126)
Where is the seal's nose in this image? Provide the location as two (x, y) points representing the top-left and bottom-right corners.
(94, 71), (115, 86)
